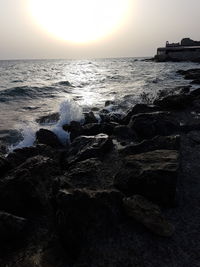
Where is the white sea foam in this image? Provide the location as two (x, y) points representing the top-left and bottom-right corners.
(9, 98), (83, 151)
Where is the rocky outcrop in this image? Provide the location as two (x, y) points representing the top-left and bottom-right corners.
(36, 129), (63, 148)
(123, 195), (174, 237)
(114, 150), (179, 206)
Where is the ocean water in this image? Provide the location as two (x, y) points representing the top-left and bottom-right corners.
(0, 58), (198, 149)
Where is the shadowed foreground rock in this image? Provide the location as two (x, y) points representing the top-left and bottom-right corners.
(124, 195), (174, 237)
(115, 150), (179, 206)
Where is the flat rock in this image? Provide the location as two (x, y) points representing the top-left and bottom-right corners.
(114, 149), (179, 206)
(128, 112), (180, 140)
(119, 135), (180, 155)
(123, 195), (174, 237)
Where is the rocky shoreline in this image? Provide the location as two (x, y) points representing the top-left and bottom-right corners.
(1, 68), (200, 266)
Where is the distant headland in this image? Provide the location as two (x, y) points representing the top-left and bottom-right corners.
(155, 38), (200, 62)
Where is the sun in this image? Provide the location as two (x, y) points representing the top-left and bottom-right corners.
(29, 0), (132, 43)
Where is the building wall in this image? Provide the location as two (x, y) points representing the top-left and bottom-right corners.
(155, 49), (200, 62)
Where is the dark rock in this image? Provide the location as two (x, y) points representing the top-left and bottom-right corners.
(36, 129), (63, 148)
(154, 94), (194, 110)
(0, 142), (8, 155)
(114, 150), (179, 206)
(6, 144), (59, 168)
(0, 211), (27, 242)
(36, 112), (60, 124)
(189, 88), (200, 97)
(129, 112), (179, 140)
(82, 123), (101, 136)
(121, 104), (160, 125)
(123, 195), (174, 237)
(84, 111), (98, 124)
(0, 156), (60, 216)
(119, 135), (180, 155)
(105, 100), (115, 107)
(63, 158), (103, 190)
(0, 155), (10, 178)
(113, 125), (133, 139)
(55, 189), (124, 260)
(100, 110), (123, 124)
(67, 134), (113, 164)
(63, 121), (83, 142)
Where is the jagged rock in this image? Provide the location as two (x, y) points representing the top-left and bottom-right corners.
(153, 94), (194, 110)
(119, 135), (180, 155)
(55, 189), (124, 260)
(0, 211), (27, 242)
(63, 158), (102, 189)
(114, 150), (179, 206)
(63, 121), (83, 142)
(128, 112), (179, 140)
(105, 100), (115, 107)
(81, 122), (118, 137)
(121, 104), (160, 125)
(0, 155), (10, 178)
(36, 112), (60, 124)
(0, 156), (60, 216)
(67, 134), (113, 164)
(36, 129), (63, 148)
(84, 111), (98, 125)
(123, 195), (174, 237)
(189, 88), (200, 97)
(100, 111), (123, 124)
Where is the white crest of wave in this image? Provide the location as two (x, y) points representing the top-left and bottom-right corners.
(10, 98), (83, 151)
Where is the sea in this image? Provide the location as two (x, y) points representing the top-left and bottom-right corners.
(0, 58), (198, 151)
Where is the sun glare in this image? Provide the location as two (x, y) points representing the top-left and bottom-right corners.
(29, 0), (132, 43)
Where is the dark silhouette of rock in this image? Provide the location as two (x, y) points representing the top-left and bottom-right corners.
(113, 125), (133, 139)
(67, 134), (113, 164)
(114, 150), (179, 206)
(123, 195), (174, 237)
(0, 211), (27, 242)
(154, 94), (194, 110)
(63, 121), (83, 142)
(36, 129), (63, 148)
(55, 189), (124, 261)
(119, 135), (180, 155)
(0, 155), (10, 178)
(36, 112), (60, 124)
(121, 104), (160, 125)
(128, 112), (179, 140)
(84, 111), (98, 125)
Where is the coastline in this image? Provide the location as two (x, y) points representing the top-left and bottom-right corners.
(1, 68), (200, 266)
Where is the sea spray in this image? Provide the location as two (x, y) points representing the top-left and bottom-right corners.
(9, 98), (84, 151)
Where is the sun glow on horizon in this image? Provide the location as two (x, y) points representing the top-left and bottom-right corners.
(29, 0), (132, 43)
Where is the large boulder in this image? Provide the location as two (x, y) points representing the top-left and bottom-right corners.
(0, 211), (27, 242)
(67, 134), (113, 165)
(114, 150), (179, 206)
(121, 104), (160, 125)
(123, 195), (174, 237)
(0, 156), (60, 216)
(36, 129), (63, 148)
(55, 189), (124, 261)
(63, 121), (83, 142)
(128, 112), (180, 140)
(84, 111), (98, 125)
(153, 94), (194, 110)
(119, 135), (180, 155)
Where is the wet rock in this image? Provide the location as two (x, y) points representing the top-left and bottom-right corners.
(36, 112), (60, 124)
(36, 129), (63, 148)
(0, 156), (60, 216)
(119, 135), (180, 155)
(84, 111), (98, 125)
(189, 88), (200, 98)
(154, 94), (194, 110)
(67, 134), (113, 164)
(0, 155), (10, 178)
(55, 189), (124, 260)
(129, 112), (179, 140)
(123, 195), (174, 237)
(105, 100), (115, 107)
(122, 104), (160, 125)
(63, 121), (83, 142)
(0, 211), (27, 242)
(100, 110), (123, 124)
(114, 150), (179, 206)
(82, 123), (101, 136)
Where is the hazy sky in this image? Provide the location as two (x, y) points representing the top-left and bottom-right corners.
(0, 0), (200, 60)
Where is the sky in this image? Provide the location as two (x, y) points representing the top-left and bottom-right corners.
(0, 0), (200, 60)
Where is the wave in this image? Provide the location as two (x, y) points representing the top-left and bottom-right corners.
(9, 98), (84, 151)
